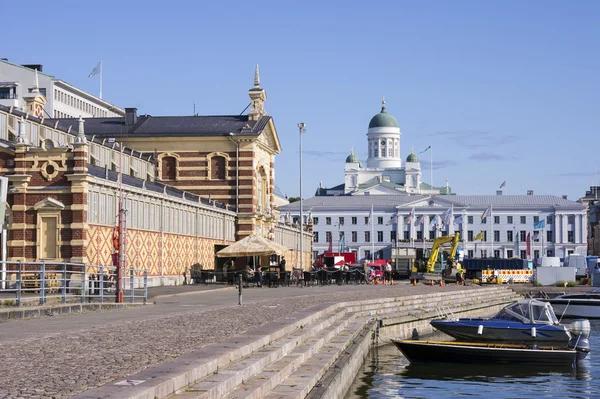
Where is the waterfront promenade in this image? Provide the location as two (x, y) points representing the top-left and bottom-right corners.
(0, 282), (485, 399)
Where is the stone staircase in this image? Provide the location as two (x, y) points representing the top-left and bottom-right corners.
(73, 286), (522, 399)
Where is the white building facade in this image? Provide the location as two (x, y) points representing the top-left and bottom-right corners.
(280, 194), (587, 263)
(0, 59), (124, 119)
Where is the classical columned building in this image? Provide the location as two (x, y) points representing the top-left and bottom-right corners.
(281, 194), (587, 263)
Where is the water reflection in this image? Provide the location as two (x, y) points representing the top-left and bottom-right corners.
(346, 322), (600, 399)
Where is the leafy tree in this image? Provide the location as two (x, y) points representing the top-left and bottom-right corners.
(288, 197), (301, 203)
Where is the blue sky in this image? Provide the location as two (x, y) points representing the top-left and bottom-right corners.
(3, 1), (599, 200)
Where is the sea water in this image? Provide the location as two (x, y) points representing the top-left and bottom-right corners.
(346, 320), (600, 399)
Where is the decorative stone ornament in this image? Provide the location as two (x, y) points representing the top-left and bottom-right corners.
(41, 160), (60, 181)
(74, 116), (87, 144)
(15, 117), (30, 145)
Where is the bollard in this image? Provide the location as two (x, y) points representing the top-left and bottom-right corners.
(99, 266), (104, 303)
(61, 262), (67, 304)
(40, 262), (46, 306)
(238, 273), (243, 305)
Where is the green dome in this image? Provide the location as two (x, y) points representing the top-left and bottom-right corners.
(406, 150), (418, 163)
(345, 151), (362, 167)
(368, 104), (399, 129)
(345, 153), (360, 163)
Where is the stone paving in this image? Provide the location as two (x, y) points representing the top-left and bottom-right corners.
(0, 284), (477, 399)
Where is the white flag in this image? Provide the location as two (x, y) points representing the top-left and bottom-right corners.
(454, 215), (463, 225)
(88, 61), (101, 78)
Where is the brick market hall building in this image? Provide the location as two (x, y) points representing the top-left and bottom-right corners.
(0, 66), (311, 286)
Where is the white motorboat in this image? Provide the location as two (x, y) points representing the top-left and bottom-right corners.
(543, 287), (600, 319)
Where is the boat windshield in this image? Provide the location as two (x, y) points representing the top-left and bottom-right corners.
(493, 300), (559, 324)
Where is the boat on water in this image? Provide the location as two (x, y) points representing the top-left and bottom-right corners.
(430, 299), (590, 344)
(391, 339), (590, 366)
(542, 287), (600, 319)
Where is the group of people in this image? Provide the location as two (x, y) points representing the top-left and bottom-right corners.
(241, 256), (287, 287)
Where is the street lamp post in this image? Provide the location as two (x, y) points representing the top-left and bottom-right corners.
(298, 123), (306, 270)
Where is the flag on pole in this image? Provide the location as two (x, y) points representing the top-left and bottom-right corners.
(454, 215), (463, 225)
(474, 231), (485, 241)
(327, 234), (332, 253)
(88, 61), (102, 78)
(526, 232), (531, 257)
(481, 207), (490, 222)
(514, 232), (519, 255)
(441, 208), (452, 225)
(533, 231), (540, 242)
(339, 233), (345, 252)
(499, 181), (507, 189)
(430, 215), (437, 226)
(419, 145), (431, 154)
(404, 208), (415, 225)
(416, 216), (424, 226)
(533, 220), (546, 229)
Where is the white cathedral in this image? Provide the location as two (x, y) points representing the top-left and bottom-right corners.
(316, 99), (450, 196)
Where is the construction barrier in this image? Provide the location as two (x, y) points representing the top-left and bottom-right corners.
(482, 269), (533, 284)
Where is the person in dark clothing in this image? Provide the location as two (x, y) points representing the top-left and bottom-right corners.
(279, 256), (287, 284)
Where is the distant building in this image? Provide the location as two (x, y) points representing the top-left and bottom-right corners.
(281, 193), (587, 263)
(316, 98), (450, 196)
(0, 58), (124, 119)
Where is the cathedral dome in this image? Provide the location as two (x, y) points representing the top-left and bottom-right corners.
(406, 150), (418, 163)
(368, 102), (399, 129)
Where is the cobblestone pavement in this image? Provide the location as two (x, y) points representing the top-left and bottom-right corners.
(0, 284), (477, 399)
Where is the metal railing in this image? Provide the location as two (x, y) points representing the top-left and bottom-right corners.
(0, 261), (147, 306)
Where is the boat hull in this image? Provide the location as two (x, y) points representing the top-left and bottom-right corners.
(392, 339), (581, 366)
(431, 319), (571, 343)
(545, 299), (600, 319)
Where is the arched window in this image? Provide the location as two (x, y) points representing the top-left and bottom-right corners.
(210, 156), (226, 180)
(161, 156), (176, 180)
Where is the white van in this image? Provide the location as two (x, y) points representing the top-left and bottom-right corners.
(566, 254), (588, 278)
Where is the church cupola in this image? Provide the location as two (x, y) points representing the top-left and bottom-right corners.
(248, 64), (267, 121)
(366, 96), (401, 169)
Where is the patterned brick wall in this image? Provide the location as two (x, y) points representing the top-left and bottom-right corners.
(86, 225), (233, 276)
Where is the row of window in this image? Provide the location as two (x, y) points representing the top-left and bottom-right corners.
(54, 89), (114, 117)
(86, 189), (235, 240)
(314, 229), (574, 244)
(313, 215), (569, 226)
(368, 139), (399, 158)
(314, 216), (388, 226)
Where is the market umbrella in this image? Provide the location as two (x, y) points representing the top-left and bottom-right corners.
(216, 234), (286, 258)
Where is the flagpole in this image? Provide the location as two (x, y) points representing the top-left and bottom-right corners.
(490, 204), (493, 258)
(430, 145), (433, 189)
(99, 60), (103, 99)
(371, 204), (374, 262)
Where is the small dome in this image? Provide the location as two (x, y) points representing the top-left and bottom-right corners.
(406, 150), (418, 163)
(368, 102), (399, 129)
(345, 152), (360, 163)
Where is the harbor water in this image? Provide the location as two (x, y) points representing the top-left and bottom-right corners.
(346, 320), (600, 399)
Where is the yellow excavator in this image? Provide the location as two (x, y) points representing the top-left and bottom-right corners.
(411, 232), (464, 282)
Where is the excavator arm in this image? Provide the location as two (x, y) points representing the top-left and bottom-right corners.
(426, 234), (459, 273)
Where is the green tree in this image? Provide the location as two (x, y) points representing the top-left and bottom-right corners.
(288, 197), (301, 203)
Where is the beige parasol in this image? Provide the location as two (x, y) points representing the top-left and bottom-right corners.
(216, 234), (286, 257)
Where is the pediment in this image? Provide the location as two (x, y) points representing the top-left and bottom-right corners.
(353, 184), (407, 196)
(33, 197), (65, 211)
(258, 119), (281, 154)
(397, 196), (464, 209)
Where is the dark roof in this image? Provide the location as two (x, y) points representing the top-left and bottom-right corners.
(87, 165), (234, 212)
(45, 115), (272, 137)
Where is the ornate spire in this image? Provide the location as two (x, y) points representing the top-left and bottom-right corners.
(254, 64), (261, 88)
(31, 69), (40, 94)
(381, 95), (386, 112)
(15, 117), (29, 145)
(74, 116), (87, 144)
